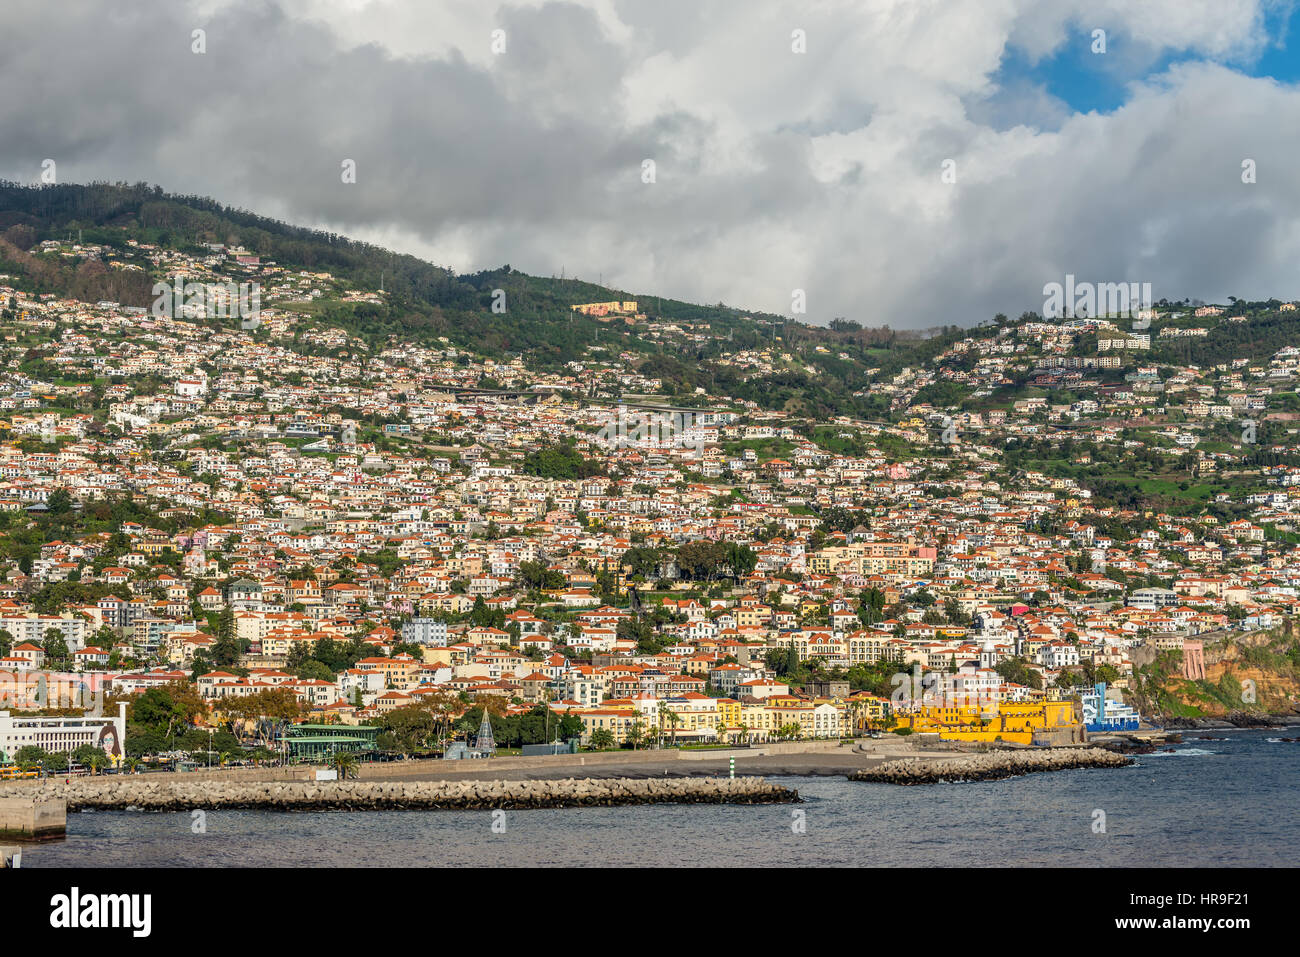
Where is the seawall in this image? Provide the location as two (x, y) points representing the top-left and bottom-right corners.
(849, 746), (1133, 784)
(0, 797), (66, 838)
(26, 775), (799, 811)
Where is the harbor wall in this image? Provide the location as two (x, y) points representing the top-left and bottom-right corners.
(0, 796), (66, 837)
(24, 775), (798, 811)
(850, 746), (1132, 784)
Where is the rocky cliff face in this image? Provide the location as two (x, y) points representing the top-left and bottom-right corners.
(1130, 628), (1300, 726)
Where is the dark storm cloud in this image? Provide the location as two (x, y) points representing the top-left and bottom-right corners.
(0, 1), (670, 229)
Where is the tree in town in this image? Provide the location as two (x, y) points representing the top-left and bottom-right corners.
(71, 743), (110, 774)
(329, 750), (360, 780)
(42, 628), (70, 670)
(13, 745), (46, 771)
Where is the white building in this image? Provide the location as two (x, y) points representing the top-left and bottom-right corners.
(401, 618), (448, 646)
(0, 613), (90, 652)
(1042, 642), (1080, 669)
(0, 703), (126, 764)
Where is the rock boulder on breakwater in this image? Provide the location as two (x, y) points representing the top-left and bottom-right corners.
(849, 747), (1132, 785)
(27, 775), (799, 812)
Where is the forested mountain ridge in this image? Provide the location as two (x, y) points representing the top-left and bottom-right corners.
(0, 181), (788, 358)
(6, 181), (1300, 431)
(0, 181), (969, 385)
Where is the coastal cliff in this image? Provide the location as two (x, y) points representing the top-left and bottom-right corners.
(1128, 627), (1300, 727)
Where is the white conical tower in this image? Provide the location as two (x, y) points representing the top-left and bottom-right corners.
(475, 710), (495, 753)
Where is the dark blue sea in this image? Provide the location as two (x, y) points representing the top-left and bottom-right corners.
(25, 728), (1299, 867)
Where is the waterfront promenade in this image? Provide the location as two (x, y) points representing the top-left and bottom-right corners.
(1, 734), (1171, 796)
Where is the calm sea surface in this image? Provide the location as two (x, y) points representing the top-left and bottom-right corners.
(26, 728), (1299, 867)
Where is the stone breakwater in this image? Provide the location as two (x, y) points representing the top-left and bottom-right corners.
(849, 747), (1133, 785)
(28, 775), (799, 812)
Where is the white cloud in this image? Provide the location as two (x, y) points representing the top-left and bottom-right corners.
(1, 0), (1297, 325)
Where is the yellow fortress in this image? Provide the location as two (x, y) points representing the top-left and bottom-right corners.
(893, 700), (1083, 746)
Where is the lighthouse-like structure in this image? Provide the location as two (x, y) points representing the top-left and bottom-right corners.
(475, 710), (496, 755)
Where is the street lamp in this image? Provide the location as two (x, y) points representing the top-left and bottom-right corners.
(208, 728), (213, 769)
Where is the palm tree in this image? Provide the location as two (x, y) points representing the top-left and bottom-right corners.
(329, 750), (359, 780)
(665, 712), (686, 748)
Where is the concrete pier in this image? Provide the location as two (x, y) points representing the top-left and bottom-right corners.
(0, 796), (66, 838)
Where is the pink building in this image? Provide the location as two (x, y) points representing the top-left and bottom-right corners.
(1182, 639), (1207, 681)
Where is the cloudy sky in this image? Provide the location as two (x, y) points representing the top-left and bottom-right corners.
(3, 0), (1300, 326)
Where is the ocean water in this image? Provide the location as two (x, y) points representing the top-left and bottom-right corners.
(25, 729), (1299, 867)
